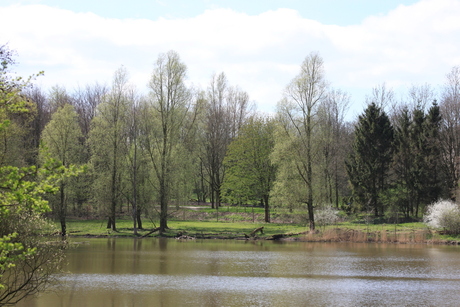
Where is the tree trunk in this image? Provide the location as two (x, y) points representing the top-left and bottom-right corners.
(159, 180), (168, 233)
(60, 182), (66, 236)
(263, 194), (270, 223)
(137, 209), (143, 230)
(308, 202), (315, 231)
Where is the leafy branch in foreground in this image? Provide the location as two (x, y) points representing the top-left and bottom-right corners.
(0, 43), (84, 305)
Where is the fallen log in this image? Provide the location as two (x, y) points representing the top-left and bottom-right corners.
(141, 227), (160, 238)
(270, 231), (307, 240)
(250, 226), (264, 236)
(244, 226), (264, 238)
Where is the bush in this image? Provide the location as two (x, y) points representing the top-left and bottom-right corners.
(315, 205), (340, 229)
(423, 199), (460, 234)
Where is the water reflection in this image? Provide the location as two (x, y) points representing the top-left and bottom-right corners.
(18, 239), (460, 307)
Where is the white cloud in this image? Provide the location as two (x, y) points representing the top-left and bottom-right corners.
(1, 0), (460, 117)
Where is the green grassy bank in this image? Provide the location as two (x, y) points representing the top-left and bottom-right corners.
(58, 204), (460, 243)
(62, 217), (459, 244)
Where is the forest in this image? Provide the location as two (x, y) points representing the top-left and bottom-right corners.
(2, 43), (460, 238)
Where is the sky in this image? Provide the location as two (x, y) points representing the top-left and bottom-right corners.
(1, 0), (459, 119)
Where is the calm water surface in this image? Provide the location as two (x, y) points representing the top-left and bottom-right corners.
(18, 238), (460, 306)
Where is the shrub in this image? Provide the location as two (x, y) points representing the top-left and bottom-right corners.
(423, 199), (460, 234)
(315, 205), (340, 229)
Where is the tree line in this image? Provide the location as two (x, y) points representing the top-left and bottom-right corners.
(3, 47), (460, 237)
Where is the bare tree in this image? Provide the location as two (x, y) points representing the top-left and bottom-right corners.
(200, 72), (251, 210)
(366, 83), (395, 111)
(73, 83), (108, 139)
(48, 85), (73, 114)
(440, 66), (460, 200)
(23, 87), (51, 154)
(317, 88), (350, 207)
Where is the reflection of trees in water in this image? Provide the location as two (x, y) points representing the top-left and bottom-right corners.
(131, 239), (142, 274)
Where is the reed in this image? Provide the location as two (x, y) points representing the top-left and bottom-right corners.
(304, 228), (431, 244)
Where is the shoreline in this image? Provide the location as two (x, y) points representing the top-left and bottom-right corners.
(64, 227), (460, 245)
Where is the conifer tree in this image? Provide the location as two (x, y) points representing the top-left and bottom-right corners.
(346, 103), (394, 216)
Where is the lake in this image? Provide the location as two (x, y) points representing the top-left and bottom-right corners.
(18, 238), (460, 306)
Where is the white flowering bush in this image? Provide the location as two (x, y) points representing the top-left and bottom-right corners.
(315, 205), (340, 229)
(423, 199), (460, 234)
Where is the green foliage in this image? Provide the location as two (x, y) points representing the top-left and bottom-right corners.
(392, 102), (444, 218)
(40, 103), (85, 235)
(223, 116), (277, 222)
(89, 67), (132, 230)
(0, 43), (81, 304)
(346, 102), (394, 216)
(142, 51), (195, 232)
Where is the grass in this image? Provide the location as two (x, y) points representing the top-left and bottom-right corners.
(60, 204), (460, 243)
(64, 217), (307, 239)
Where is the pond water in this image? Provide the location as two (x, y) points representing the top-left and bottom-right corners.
(18, 238), (460, 306)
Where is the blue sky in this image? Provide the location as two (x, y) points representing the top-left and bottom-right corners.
(1, 0), (419, 25)
(1, 0), (459, 118)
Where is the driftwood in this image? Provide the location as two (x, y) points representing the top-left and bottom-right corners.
(245, 226), (264, 238)
(140, 227), (160, 238)
(270, 231), (307, 240)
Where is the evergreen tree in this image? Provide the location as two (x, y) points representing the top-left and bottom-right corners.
(392, 107), (413, 217)
(423, 102), (444, 204)
(346, 103), (394, 216)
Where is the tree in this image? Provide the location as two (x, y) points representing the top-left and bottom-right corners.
(142, 51), (195, 232)
(0, 43), (77, 305)
(23, 87), (51, 161)
(89, 67), (131, 231)
(199, 73), (251, 210)
(423, 102), (444, 203)
(0, 162), (72, 305)
(73, 83), (108, 140)
(392, 107), (414, 217)
(346, 103), (394, 216)
(223, 116), (277, 222)
(439, 66), (460, 200)
(273, 52), (327, 231)
(124, 96), (152, 235)
(316, 89), (351, 207)
(40, 104), (84, 236)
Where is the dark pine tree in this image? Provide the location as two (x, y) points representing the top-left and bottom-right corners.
(346, 103), (394, 216)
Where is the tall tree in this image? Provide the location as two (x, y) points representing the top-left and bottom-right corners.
(223, 115), (277, 222)
(423, 102), (444, 204)
(346, 102), (394, 216)
(40, 104), (84, 236)
(124, 95), (152, 234)
(392, 107), (414, 217)
(393, 102), (444, 217)
(316, 89), (350, 207)
(23, 87), (51, 162)
(274, 52), (327, 231)
(440, 66), (460, 200)
(200, 73), (250, 210)
(89, 67), (130, 231)
(142, 50), (195, 232)
(73, 83), (108, 141)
